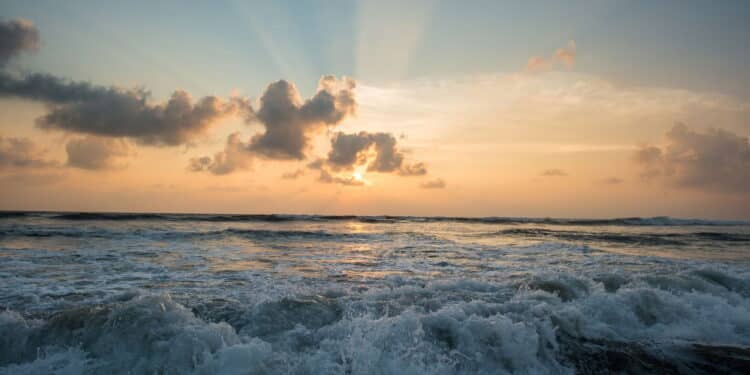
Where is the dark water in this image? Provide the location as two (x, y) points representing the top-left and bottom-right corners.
(1, 212), (749, 374)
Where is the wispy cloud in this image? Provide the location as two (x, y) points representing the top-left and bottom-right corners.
(420, 178), (446, 189)
(281, 169), (305, 180)
(598, 177), (624, 185)
(526, 40), (576, 72)
(541, 169), (567, 177)
(0, 136), (57, 170)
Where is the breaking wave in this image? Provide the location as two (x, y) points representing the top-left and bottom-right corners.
(1, 212), (749, 373)
(2, 267), (750, 374)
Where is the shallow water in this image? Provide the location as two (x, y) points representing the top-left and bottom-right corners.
(1, 212), (749, 374)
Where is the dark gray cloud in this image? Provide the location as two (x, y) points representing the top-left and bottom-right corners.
(0, 136), (57, 169)
(541, 169), (568, 177)
(65, 137), (131, 170)
(191, 76), (356, 172)
(421, 178), (446, 189)
(327, 131), (376, 168)
(326, 131), (426, 175)
(249, 76), (356, 160)
(367, 132), (404, 173)
(0, 20), (248, 147)
(0, 73), (249, 146)
(188, 133), (253, 175)
(0, 72), (111, 103)
(294, 130), (431, 185)
(0, 19), (39, 65)
(634, 123), (750, 194)
(39, 87), (244, 146)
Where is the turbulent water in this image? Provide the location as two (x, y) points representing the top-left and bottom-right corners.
(1, 212), (750, 374)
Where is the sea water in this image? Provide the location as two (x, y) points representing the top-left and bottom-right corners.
(1, 212), (749, 374)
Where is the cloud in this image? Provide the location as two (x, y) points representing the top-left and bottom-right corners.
(318, 169), (364, 186)
(0, 19), (39, 65)
(65, 137), (131, 170)
(526, 40), (576, 72)
(190, 76), (357, 174)
(554, 40), (576, 67)
(0, 20), (252, 148)
(634, 123), (750, 194)
(541, 168), (568, 177)
(398, 162), (427, 176)
(281, 169), (305, 179)
(0, 72), (248, 146)
(420, 178), (446, 189)
(0, 72), (110, 103)
(327, 131), (374, 168)
(188, 133), (253, 175)
(0, 21), (251, 147)
(326, 131), (426, 175)
(306, 158), (325, 170)
(0, 136), (57, 169)
(0, 71), (251, 149)
(599, 177), (624, 185)
(0, 172), (64, 187)
(249, 75), (356, 160)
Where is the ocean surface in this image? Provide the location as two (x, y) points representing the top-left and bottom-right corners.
(1, 212), (750, 374)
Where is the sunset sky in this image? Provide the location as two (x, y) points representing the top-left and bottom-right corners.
(1, 0), (749, 219)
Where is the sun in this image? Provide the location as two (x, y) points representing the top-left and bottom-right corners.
(352, 171), (364, 182)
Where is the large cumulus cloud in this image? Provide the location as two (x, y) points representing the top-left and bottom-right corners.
(0, 19), (39, 65)
(189, 76), (358, 175)
(326, 131), (426, 175)
(0, 18), (249, 148)
(0, 72), (248, 146)
(288, 130), (430, 186)
(249, 76), (356, 159)
(634, 123), (750, 194)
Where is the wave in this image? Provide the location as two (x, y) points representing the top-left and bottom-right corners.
(0, 226), (390, 242)
(483, 228), (750, 245)
(3, 211), (748, 226)
(2, 267), (749, 374)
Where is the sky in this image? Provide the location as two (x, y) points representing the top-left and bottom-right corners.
(1, 0), (749, 219)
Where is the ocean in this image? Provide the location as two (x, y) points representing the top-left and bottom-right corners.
(1, 212), (749, 374)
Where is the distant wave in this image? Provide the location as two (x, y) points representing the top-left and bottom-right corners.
(0, 226), (407, 242)
(2, 211), (748, 226)
(482, 228), (750, 246)
(6, 225), (746, 247)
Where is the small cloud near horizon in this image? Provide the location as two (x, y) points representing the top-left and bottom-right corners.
(281, 169), (305, 179)
(541, 169), (568, 177)
(599, 177), (624, 185)
(420, 178), (446, 189)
